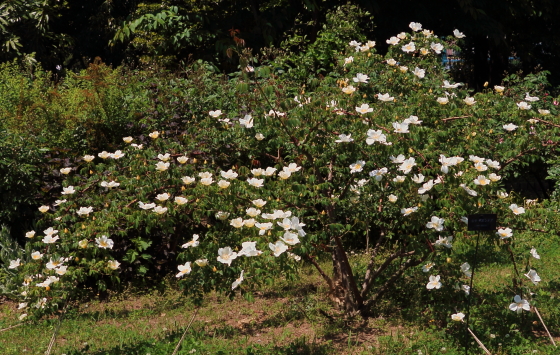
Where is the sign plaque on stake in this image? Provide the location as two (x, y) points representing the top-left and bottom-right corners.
(467, 214), (497, 231)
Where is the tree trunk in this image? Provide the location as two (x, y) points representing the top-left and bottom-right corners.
(329, 235), (363, 315)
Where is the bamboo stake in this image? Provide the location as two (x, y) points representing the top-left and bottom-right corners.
(171, 308), (199, 355)
(534, 307), (557, 347)
(467, 327), (492, 355)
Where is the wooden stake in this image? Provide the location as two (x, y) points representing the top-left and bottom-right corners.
(534, 307), (557, 347)
(45, 312), (65, 355)
(45, 295), (71, 355)
(467, 327), (492, 355)
(171, 308), (199, 355)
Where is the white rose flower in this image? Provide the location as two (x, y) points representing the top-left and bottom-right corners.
(209, 110), (223, 118)
(217, 180), (231, 188)
(61, 186), (76, 195)
(247, 178), (264, 188)
(153, 206), (168, 214)
(76, 206), (93, 216)
(377, 93), (394, 102)
(269, 241), (288, 257)
(252, 199), (267, 208)
(453, 29), (466, 38)
(503, 123), (518, 132)
(108, 260), (121, 270)
(111, 150), (125, 159)
(342, 86), (356, 94)
(158, 153), (171, 161)
(409, 22), (422, 31)
(98, 151), (110, 159)
(96, 235), (114, 249)
(155, 161), (170, 171)
(430, 42), (444, 54)
(176, 262), (192, 278)
(175, 196), (188, 205)
(401, 42), (416, 53)
(464, 97), (476, 106)
(182, 176), (195, 185)
(155, 193), (170, 201)
(413, 67), (426, 78)
(217, 247), (238, 266)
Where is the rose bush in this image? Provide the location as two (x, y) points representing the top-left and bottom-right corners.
(2, 12), (560, 339)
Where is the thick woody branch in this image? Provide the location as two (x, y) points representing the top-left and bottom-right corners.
(332, 233), (363, 305)
(363, 256), (424, 308)
(360, 230), (386, 291)
(306, 254), (334, 291)
(361, 250), (415, 299)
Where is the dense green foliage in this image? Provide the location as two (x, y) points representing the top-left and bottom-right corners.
(0, 60), (153, 236)
(2, 0), (560, 86)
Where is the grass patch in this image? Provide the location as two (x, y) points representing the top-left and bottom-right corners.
(1, 251), (559, 354)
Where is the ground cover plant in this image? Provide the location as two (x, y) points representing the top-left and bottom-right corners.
(1, 8), (560, 354)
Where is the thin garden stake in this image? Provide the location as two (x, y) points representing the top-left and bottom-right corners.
(45, 295), (71, 355)
(534, 306), (557, 347)
(466, 327), (492, 355)
(465, 231), (481, 355)
(171, 307), (199, 355)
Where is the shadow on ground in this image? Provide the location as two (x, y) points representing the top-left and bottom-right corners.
(64, 329), (332, 355)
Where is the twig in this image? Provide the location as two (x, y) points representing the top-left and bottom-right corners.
(442, 115), (472, 122)
(534, 117), (560, 129)
(408, 147), (434, 170)
(467, 327), (492, 355)
(125, 198), (139, 208)
(500, 148), (537, 171)
(374, 124), (391, 134)
(0, 322), (24, 332)
(171, 308), (199, 355)
(534, 307), (557, 347)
